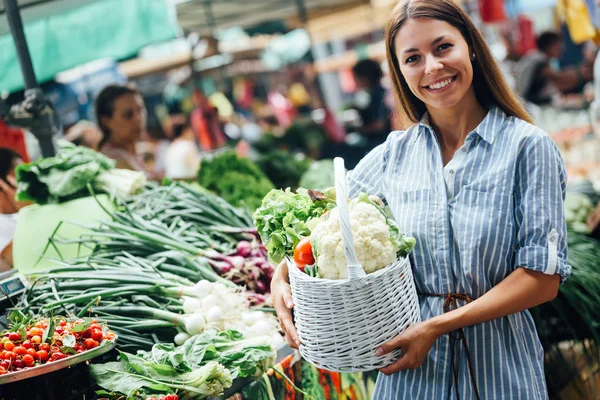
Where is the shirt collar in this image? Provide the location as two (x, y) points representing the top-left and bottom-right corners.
(417, 106), (505, 144)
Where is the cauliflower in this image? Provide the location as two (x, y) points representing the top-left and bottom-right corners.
(310, 193), (415, 279)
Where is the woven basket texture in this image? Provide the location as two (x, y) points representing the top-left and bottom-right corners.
(286, 158), (421, 372)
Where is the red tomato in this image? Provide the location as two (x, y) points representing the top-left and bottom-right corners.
(89, 323), (102, 331)
(26, 348), (36, 357)
(59, 320), (66, 327)
(55, 327), (65, 335)
(4, 352), (16, 361)
(90, 329), (103, 342)
(50, 352), (65, 361)
(8, 332), (21, 342)
(22, 354), (34, 366)
(0, 342), (3, 351)
(22, 340), (33, 349)
(13, 346), (26, 356)
(0, 366), (6, 375)
(30, 335), (42, 344)
(3, 341), (14, 352)
(39, 343), (51, 352)
(13, 359), (25, 369)
(28, 328), (43, 337)
(84, 339), (99, 349)
(293, 237), (315, 270)
(0, 360), (9, 370)
(36, 350), (49, 362)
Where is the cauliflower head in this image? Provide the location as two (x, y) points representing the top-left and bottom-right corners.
(310, 195), (406, 279)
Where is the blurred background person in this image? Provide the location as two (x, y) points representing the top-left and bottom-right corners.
(351, 59), (392, 151)
(164, 115), (200, 180)
(95, 84), (151, 175)
(516, 31), (591, 105)
(64, 120), (103, 150)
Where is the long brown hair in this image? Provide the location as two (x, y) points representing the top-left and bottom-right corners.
(385, 0), (532, 124)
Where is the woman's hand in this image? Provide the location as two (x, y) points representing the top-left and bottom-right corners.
(376, 320), (439, 375)
(271, 260), (301, 348)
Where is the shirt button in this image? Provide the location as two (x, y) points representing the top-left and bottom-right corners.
(461, 148), (466, 153)
(449, 169), (454, 174)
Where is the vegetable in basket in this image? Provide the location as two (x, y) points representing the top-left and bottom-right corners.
(310, 193), (416, 279)
(255, 186), (415, 279)
(253, 187), (336, 264)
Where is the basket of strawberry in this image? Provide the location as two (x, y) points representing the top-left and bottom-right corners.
(0, 316), (116, 381)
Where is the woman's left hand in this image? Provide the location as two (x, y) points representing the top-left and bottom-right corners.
(376, 320), (439, 375)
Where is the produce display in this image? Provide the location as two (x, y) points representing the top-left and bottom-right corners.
(16, 141), (146, 204)
(91, 330), (276, 399)
(4, 138), (599, 399)
(197, 151), (274, 211)
(253, 188), (415, 279)
(0, 315), (115, 374)
(256, 150), (311, 190)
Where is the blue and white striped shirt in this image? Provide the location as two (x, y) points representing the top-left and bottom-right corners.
(347, 106), (570, 400)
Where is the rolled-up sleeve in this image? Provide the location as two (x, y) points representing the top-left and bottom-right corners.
(514, 135), (571, 283)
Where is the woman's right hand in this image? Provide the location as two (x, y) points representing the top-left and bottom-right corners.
(271, 260), (301, 349)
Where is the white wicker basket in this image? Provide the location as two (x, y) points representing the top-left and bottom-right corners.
(287, 157), (421, 372)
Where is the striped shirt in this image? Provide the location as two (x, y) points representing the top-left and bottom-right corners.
(347, 106), (570, 400)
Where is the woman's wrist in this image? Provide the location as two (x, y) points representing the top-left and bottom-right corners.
(426, 306), (469, 339)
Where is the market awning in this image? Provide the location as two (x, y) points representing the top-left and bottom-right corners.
(0, 0), (179, 93)
(175, 0), (365, 33)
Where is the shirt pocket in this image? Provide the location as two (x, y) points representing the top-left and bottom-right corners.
(389, 188), (433, 283)
(452, 187), (516, 284)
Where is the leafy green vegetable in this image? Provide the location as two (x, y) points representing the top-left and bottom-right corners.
(137, 330), (275, 379)
(257, 150), (311, 190)
(253, 188), (335, 264)
(90, 330), (275, 399)
(16, 141), (115, 204)
(299, 159), (335, 190)
(197, 150), (274, 211)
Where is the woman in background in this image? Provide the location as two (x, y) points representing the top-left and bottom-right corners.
(95, 84), (149, 174)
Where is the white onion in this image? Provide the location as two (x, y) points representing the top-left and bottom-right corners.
(174, 332), (191, 345)
(201, 294), (218, 310)
(206, 306), (224, 323)
(185, 314), (206, 335)
(183, 297), (201, 314)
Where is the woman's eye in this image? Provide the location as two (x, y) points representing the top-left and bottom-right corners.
(123, 111), (133, 120)
(405, 55), (420, 64)
(437, 43), (453, 52)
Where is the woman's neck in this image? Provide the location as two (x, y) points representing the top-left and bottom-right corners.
(427, 90), (487, 151)
(107, 139), (136, 155)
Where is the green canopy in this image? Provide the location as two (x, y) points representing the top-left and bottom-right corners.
(0, 0), (179, 93)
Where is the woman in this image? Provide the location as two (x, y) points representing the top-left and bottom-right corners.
(95, 84), (149, 174)
(271, 1), (569, 399)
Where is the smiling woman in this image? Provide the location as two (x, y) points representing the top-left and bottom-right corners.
(270, 1), (570, 399)
(385, 0), (531, 125)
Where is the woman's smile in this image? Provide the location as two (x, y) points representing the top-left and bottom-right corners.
(422, 74), (458, 92)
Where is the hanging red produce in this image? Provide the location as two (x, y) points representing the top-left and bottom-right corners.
(479, 0), (507, 23)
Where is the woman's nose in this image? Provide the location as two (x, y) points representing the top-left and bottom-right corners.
(424, 55), (443, 75)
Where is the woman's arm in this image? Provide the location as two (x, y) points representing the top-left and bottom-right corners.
(377, 267), (559, 374)
(431, 267), (558, 335)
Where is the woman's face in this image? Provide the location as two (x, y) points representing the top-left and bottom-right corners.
(103, 93), (147, 145)
(395, 18), (475, 112)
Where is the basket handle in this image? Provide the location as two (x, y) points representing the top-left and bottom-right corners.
(334, 157), (367, 284)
